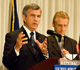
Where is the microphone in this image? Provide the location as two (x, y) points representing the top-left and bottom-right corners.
(47, 30), (61, 37)
(47, 30), (62, 42)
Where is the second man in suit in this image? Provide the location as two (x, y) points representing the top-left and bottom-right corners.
(48, 11), (79, 60)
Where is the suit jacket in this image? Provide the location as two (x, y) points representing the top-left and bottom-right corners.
(48, 35), (79, 60)
(2, 26), (53, 70)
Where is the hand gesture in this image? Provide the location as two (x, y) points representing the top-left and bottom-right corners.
(15, 32), (28, 51)
(36, 38), (48, 56)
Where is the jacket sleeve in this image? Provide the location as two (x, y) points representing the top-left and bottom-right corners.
(2, 33), (19, 68)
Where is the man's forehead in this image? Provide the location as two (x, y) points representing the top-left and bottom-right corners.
(55, 17), (68, 22)
(28, 9), (41, 12)
(56, 17), (68, 20)
(27, 9), (41, 15)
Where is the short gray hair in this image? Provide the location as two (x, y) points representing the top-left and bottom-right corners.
(22, 3), (41, 17)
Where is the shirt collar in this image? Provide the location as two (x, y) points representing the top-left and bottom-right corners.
(55, 35), (64, 42)
(54, 31), (65, 36)
(23, 25), (36, 40)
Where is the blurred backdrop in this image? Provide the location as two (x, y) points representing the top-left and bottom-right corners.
(0, 0), (80, 70)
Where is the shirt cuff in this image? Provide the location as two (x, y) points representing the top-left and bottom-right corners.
(43, 52), (49, 59)
(14, 46), (20, 56)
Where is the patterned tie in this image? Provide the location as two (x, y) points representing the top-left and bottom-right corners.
(61, 36), (64, 49)
(58, 36), (64, 49)
(30, 32), (36, 54)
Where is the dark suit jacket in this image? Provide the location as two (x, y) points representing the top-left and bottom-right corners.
(48, 35), (79, 60)
(2, 26), (53, 70)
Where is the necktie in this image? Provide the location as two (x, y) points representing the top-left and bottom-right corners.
(58, 36), (64, 49)
(30, 32), (35, 46)
(55, 35), (64, 48)
(30, 32), (36, 54)
(61, 36), (64, 49)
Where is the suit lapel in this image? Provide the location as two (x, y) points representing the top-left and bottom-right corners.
(20, 26), (37, 59)
(51, 35), (61, 54)
(64, 36), (71, 51)
(36, 32), (42, 42)
(35, 32), (43, 58)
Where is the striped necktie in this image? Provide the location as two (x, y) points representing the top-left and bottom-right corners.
(30, 32), (36, 54)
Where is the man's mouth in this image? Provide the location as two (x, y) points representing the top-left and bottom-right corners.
(33, 23), (37, 25)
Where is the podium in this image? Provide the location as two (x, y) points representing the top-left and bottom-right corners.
(27, 58), (59, 70)
(27, 58), (80, 70)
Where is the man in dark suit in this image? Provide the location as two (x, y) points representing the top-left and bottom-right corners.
(48, 11), (79, 60)
(2, 3), (53, 70)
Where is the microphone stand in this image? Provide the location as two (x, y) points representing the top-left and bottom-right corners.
(58, 36), (70, 60)
(59, 41), (70, 60)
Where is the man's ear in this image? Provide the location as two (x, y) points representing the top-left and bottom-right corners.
(52, 22), (54, 27)
(22, 14), (26, 22)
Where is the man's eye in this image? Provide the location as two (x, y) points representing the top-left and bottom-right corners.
(31, 14), (35, 16)
(58, 25), (61, 26)
(37, 15), (41, 18)
(64, 25), (67, 27)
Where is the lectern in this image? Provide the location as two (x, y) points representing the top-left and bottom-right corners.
(27, 58), (59, 70)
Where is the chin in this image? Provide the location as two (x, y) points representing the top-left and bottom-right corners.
(59, 33), (64, 35)
(61, 34), (64, 35)
(59, 32), (64, 35)
(31, 27), (36, 30)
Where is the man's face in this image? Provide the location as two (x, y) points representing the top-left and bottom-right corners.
(23, 9), (41, 31)
(52, 17), (68, 35)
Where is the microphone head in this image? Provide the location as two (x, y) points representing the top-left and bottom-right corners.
(47, 30), (61, 37)
(47, 30), (62, 42)
(47, 30), (54, 35)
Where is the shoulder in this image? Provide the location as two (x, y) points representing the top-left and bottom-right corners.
(5, 28), (22, 40)
(65, 35), (77, 43)
(6, 29), (20, 36)
(48, 35), (55, 39)
(6, 26), (24, 36)
(36, 31), (47, 38)
(48, 35), (53, 38)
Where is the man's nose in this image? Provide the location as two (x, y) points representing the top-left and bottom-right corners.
(34, 16), (38, 20)
(61, 26), (65, 30)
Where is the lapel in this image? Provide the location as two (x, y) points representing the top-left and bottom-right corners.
(35, 32), (42, 58)
(36, 32), (42, 42)
(20, 26), (37, 60)
(51, 35), (61, 54)
(64, 36), (71, 51)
